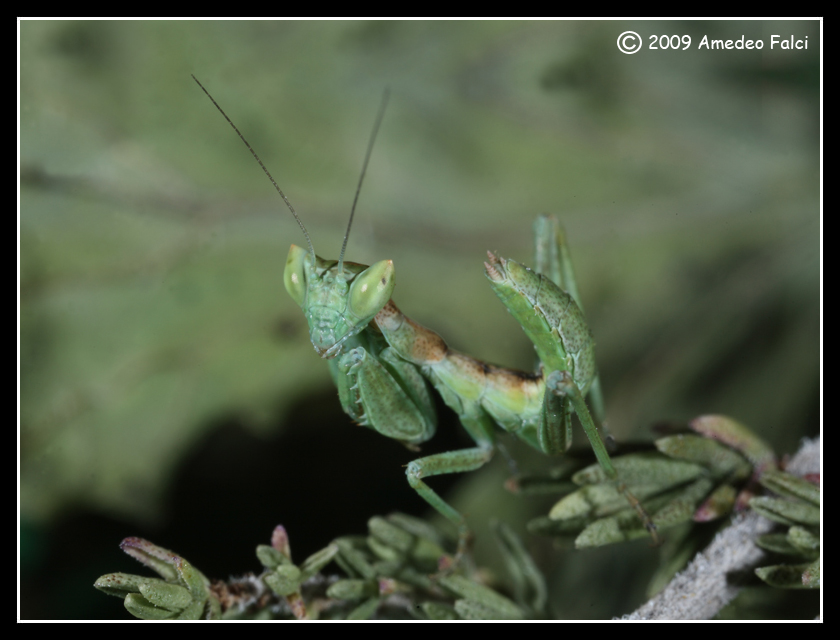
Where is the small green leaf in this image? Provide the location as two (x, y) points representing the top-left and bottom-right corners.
(749, 496), (820, 526)
(334, 538), (377, 580)
(688, 415), (776, 473)
(174, 557), (210, 598)
(655, 434), (751, 481)
(409, 538), (446, 571)
(651, 478), (714, 528)
(256, 544), (287, 570)
(367, 559), (401, 578)
(118, 538), (180, 582)
(572, 452), (704, 488)
(382, 514), (448, 569)
(453, 599), (495, 620)
(347, 596), (381, 620)
(93, 573), (166, 598)
(138, 581), (193, 611)
(454, 598), (523, 620)
(492, 520), (547, 615)
(369, 516), (415, 553)
(759, 470), (820, 506)
(420, 602), (459, 620)
(438, 574), (523, 620)
(174, 599), (206, 620)
(386, 513), (446, 546)
(802, 559), (820, 588)
(123, 593), (177, 620)
(327, 578), (378, 600)
(299, 543), (339, 581)
(576, 516), (636, 547)
(693, 483), (737, 521)
(379, 562), (436, 592)
(549, 484), (623, 519)
(788, 526), (819, 552)
(264, 564), (302, 597)
(367, 535), (401, 562)
(756, 561), (819, 589)
(756, 533), (802, 556)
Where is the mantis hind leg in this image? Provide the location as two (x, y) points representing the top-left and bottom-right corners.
(405, 445), (494, 562)
(535, 217), (654, 533)
(546, 369), (659, 544)
(405, 410), (497, 564)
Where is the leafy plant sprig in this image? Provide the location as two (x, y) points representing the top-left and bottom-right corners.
(95, 514), (547, 620)
(95, 416), (819, 619)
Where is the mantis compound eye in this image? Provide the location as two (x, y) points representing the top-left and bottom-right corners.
(348, 259), (395, 323)
(283, 244), (309, 308)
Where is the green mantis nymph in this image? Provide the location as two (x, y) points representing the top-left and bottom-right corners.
(193, 77), (657, 559)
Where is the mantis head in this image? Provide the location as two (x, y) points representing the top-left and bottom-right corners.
(284, 244), (395, 358)
(192, 76), (392, 359)
(279, 88), (393, 359)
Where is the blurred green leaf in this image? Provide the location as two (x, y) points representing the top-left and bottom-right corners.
(759, 470), (820, 505)
(755, 561), (819, 590)
(749, 496), (819, 527)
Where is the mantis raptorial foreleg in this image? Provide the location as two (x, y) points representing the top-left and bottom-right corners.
(533, 216), (608, 435)
(193, 76), (657, 566)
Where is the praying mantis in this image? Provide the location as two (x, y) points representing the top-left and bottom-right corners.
(192, 76), (657, 560)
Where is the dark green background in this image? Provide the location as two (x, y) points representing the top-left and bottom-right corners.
(20, 20), (819, 618)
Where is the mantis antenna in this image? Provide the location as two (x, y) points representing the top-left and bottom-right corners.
(337, 87), (390, 278)
(191, 74), (315, 261)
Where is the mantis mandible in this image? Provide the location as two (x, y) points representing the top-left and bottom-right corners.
(192, 76), (658, 559)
